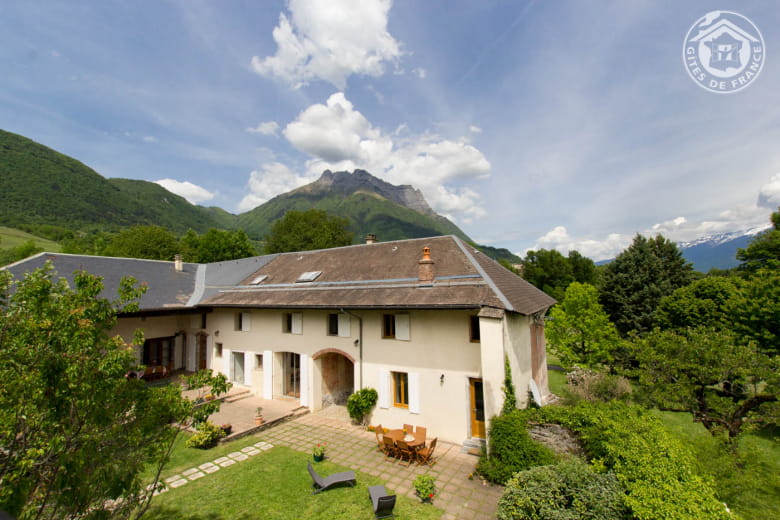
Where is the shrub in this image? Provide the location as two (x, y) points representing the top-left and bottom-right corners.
(346, 387), (378, 425)
(413, 474), (436, 502)
(497, 460), (629, 520)
(477, 410), (556, 484)
(564, 367), (632, 404)
(185, 421), (224, 449)
(525, 402), (732, 520)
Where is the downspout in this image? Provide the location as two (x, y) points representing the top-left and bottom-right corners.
(340, 308), (363, 389)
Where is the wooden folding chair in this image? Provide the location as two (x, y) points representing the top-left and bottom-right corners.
(374, 425), (384, 452)
(396, 440), (415, 467)
(403, 423), (414, 434)
(416, 437), (437, 466)
(382, 436), (398, 461)
(415, 426), (427, 441)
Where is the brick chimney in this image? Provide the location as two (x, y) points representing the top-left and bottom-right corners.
(418, 246), (434, 282)
(174, 254), (183, 272)
(366, 234), (377, 244)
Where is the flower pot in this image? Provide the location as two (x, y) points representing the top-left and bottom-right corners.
(221, 425), (232, 436)
(313, 453), (324, 462)
(254, 416), (264, 426)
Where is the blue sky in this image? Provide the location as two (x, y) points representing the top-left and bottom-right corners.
(1, 0), (779, 260)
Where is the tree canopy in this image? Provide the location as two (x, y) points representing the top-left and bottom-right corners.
(264, 209), (354, 253)
(546, 282), (622, 368)
(0, 264), (228, 519)
(657, 275), (741, 330)
(736, 207), (780, 272)
(521, 249), (597, 301)
(181, 228), (257, 263)
(600, 234), (695, 335)
(103, 225), (180, 261)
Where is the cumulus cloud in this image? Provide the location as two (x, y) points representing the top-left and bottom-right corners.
(142, 135), (158, 143)
(251, 0), (402, 89)
(155, 179), (215, 204)
(246, 121), (279, 136)
(758, 173), (780, 209)
(282, 92), (491, 221)
(237, 162), (317, 212)
(528, 176), (779, 261)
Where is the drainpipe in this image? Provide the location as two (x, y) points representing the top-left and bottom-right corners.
(340, 308), (363, 389)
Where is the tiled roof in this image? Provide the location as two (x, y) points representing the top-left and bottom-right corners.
(3, 236), (556, 316)
(3, 252), (199, 311)
(201, 236), (555, 315)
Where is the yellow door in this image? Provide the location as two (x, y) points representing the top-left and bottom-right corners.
(469, 378), (486, 438)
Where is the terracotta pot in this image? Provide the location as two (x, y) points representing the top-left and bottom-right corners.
(254, 416), (264, 426)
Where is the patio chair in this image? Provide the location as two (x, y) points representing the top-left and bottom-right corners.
(374, 425), (384, 452)
(307, 462), (356, 494)
(416, 437), (437, 466)
(403, 423), (414, 434)
(382, 435), (398, 461)
(368, 484), (396, 519)
(415, 426), (427, 441)
(396, 440), (415, 467)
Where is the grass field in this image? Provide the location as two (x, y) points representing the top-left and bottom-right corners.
(0, 226), (60, 251)
(145, 437), (442, 520)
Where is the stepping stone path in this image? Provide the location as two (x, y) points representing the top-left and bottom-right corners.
(158, 441), (275, 493)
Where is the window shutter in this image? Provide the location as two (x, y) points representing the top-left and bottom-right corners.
(409, 372), (420, 414)
(395, 314), (410, 341)
(300, 354), (310, 407)
(206, 334), (213, 368)
(292, 312), (303, 334)
(263, 350), (273, 399)
(224, 348), (232, 380)
(378, 369), (390, 409)
(338, 313), (351, 337)
(244, 352), (252, 387)
(241, 312), (251, 331)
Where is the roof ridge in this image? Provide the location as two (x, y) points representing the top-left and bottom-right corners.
(451, 236), (515, 312)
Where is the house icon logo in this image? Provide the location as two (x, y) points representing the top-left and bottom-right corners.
(683, 11), (765, 93)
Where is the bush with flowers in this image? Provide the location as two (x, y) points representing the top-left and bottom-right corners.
(413, 474), (436, 503)
(312, 443), (326, 460)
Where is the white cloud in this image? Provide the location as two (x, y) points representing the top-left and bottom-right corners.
(469, 125), (482, 134)
(246, 121), (280, 136)
(143, 135), (158, 143)
(251, 0), (401, 89)
(528, 176), (779, 261)
(155, 179), (215, 204)
(237, 162), (317, 212)
(412, 67), (427, 79)
(758, 173), (780, 209)
(282, 92), (490, 222)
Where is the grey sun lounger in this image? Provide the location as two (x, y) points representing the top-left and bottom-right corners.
(307, 461), (356, 494)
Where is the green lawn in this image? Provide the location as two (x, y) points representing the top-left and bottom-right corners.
(0, 226), (60, 251)
(652, 410), (780, 520)
(145, 439), (443, 520)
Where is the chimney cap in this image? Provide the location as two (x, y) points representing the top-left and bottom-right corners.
(365, 234), (377, 244)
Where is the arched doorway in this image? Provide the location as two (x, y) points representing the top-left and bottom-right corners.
(314, 349), (355, 407)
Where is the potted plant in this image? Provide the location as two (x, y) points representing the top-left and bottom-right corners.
(220, 423), (232, 436)
(254, 407), (264, 426)
(413, 474), (435, 503)
(312, 443), (326, 462)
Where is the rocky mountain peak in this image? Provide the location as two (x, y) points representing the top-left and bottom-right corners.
(309, 169), (435, 216)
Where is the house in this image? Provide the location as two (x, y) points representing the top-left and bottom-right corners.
(5, 235), (555, 445)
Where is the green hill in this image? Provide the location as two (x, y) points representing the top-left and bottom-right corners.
(238, 170), (472, 243)
(0, 129), (226, 234)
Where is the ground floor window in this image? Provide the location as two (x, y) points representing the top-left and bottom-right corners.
(392, 371), (408, 408)
(143, 337), (174, 368)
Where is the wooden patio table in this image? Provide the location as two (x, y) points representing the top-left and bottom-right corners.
(387, 429), (425, 449)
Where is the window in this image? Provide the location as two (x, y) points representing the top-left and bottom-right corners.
(249, 274), (268, 285)
(282, 312), (302, 334)
(327, 313), (339, 336)
(382, 313), (410, 341)
(470, 316), (481, 342)
(255, 354), (263, 369)
(392, 371), (408, 408)
(382, 314), (396, 338)
(215, 342), (223, 358)
(296, 271), (321, 283)
(235, 312), (251, 331)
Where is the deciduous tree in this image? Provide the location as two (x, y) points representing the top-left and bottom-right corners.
(545, 282), (621, 368)
(264, 209), (354, 253)
(104, 225), (179, 261)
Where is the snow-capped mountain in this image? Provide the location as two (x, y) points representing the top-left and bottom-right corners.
(678, 226), (770, 271)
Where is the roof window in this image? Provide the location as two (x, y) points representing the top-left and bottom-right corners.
(249, 274), (268, 285)
(297, 271), (322, 283)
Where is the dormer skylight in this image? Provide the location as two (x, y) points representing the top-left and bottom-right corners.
(297, 271), (322, 283)
(249, 274), (268, 285)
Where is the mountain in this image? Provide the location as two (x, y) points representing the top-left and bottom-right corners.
(0, 129), (226, 233)
(678, 227), (769, 272)
(237, 169), (473, 243)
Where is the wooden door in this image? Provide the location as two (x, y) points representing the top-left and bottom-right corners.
(197, 334), (207, 370)
(469, 378), (486, 439)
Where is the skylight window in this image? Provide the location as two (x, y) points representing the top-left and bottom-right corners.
(297, 271), (322, 283)
(249, 274), (268, 285)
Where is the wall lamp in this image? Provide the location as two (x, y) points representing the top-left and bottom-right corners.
(440, 374), (445, 384)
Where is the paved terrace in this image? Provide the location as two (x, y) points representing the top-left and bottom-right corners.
(175, 383), (504, 519)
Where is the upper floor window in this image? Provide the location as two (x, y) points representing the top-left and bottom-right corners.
(282, 312), (303, 334)
(470, 315), (481, 342)
(382, 313), (410, 341)
(235, 312), (251, 332)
